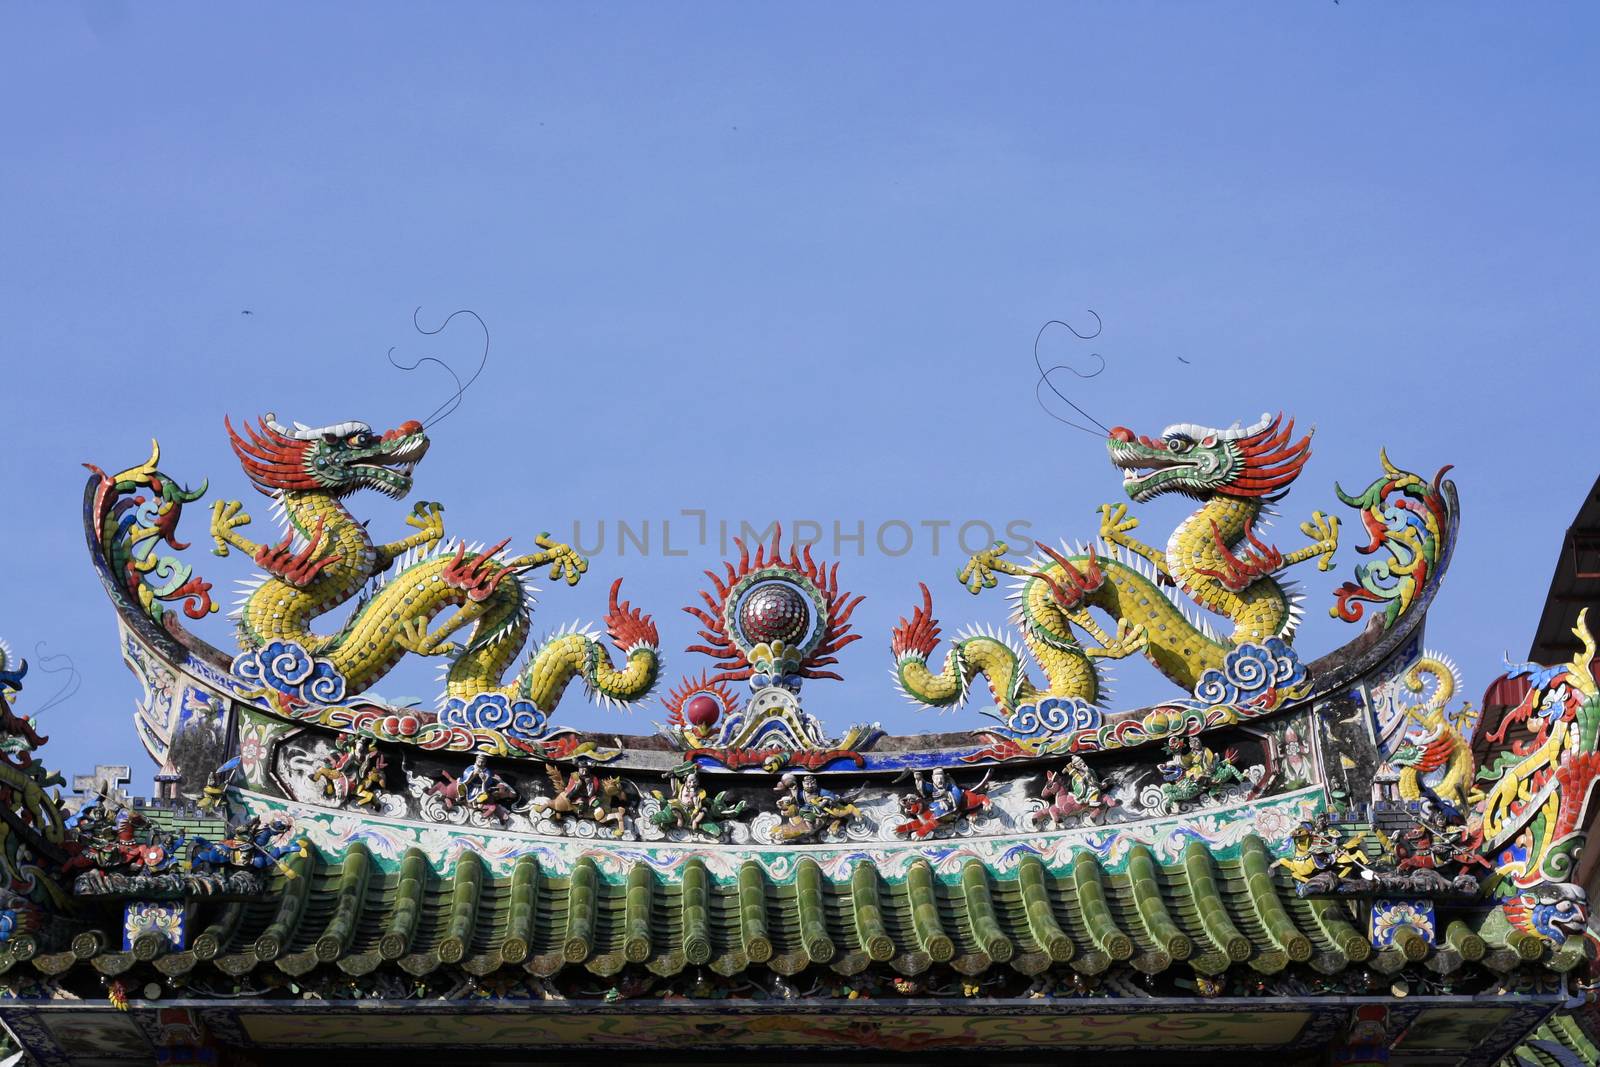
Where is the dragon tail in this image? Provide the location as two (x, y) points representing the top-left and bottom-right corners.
(891, 584), (1028, 710)
(514, 579), (661, 711)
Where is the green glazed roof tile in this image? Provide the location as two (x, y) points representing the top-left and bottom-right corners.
(44, 835), (1591, 988)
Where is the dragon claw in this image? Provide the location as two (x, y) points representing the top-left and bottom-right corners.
(394, 618), (441, 657)
(1099, 502), (1139, 542)
(959, 542), (1009, 595)
(405, 501), (446, 541)
(209, 499), (252, 556)
(1097, 619), (1148, 660)
(535, 533), (587, 586)
(1300, 510), (1340, 571)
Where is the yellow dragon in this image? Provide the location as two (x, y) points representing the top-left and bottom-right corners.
(210, 414), (659, 712)
(893, 413), (1339, 712)
(1387, 655), (1477, 810)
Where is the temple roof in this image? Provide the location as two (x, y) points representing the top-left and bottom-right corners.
(13, 837), (1584, 987)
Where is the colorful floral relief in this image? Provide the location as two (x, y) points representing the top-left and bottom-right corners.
(1369, 899), (1437, 948)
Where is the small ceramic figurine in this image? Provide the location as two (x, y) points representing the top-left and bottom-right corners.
(427, 753), (520, 825)
(311, 735), (388, 809)
(1032, 755), (1116, 829)
(190, 814), (308, 876)
(767, 772), (865, 842)
(531, 760), (631, 837)
(650, 767), (746, 839)
(893, 768), (990, 839)
(1156, 734), (1250, 807)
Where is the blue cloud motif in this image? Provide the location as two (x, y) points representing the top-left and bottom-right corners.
(1192, 638), (1307, 707)
(231, 640), (349, 705)
(438, 692), (550, 739)
(989, 696), (1103, 741)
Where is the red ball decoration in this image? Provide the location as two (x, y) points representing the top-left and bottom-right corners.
(684, 693), (721, 727)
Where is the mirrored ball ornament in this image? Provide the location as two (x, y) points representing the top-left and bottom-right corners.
(737, 582), (811, 646)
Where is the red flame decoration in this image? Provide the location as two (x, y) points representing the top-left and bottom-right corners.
(684, 523), (864, 684)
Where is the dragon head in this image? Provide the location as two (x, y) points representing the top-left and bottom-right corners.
(1503, 882), (1589, 943)
(225, 414), (429, 498)
(1390, 739), (1424, 768)
(1105, 412), (1311, 503)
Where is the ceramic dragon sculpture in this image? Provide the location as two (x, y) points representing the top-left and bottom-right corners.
(1388, 656), (1477, 810)
(894, 413), (1339, 714)
(209, 415), (660, 712)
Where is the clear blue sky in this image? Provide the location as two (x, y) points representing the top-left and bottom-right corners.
(2, 4), (1597, 790)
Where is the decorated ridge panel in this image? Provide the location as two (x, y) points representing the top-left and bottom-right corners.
(226, 784), (1326, 882)
(0, 997), (1561, 1067)
(86, 418), (1454, 777)
(234, 687), (1331, 848)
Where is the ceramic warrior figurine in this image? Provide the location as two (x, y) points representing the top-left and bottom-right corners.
(1157, 734), (1249, 807)
(65, 806), (186, 877)
(197, 756), (242, 815)
(894, 768), (991, 840)
(649, 767), (746, 840)
(427, 753), (520, 825)
(768, 773), (864, 842)
(1032, 755), (1116, 829)
(531, 760), (631, 837)
(1274, 813), (1372, 894)
(311, 735), (387, 809)
(190, 815), (307, 876)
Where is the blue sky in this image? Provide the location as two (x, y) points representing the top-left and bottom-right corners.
(2, 4), (1597, 789)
